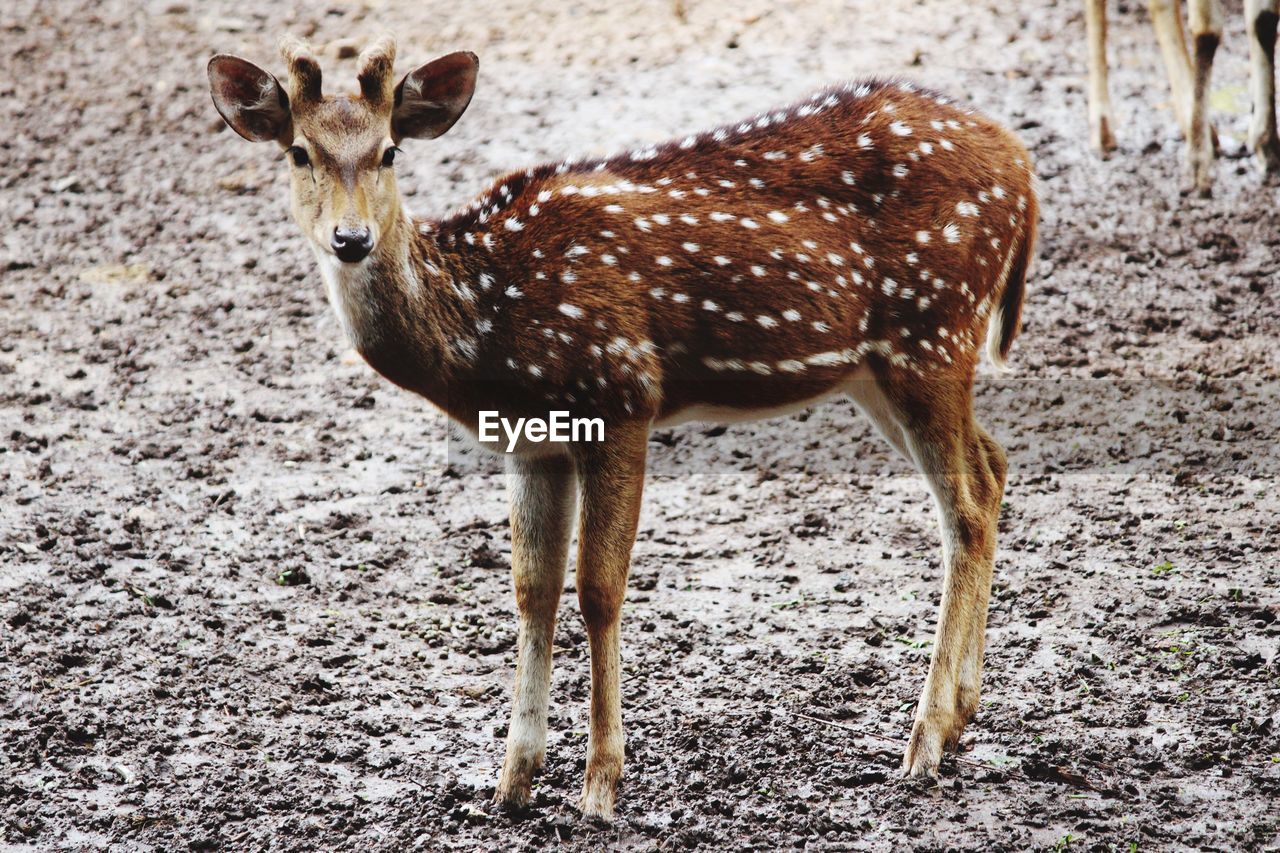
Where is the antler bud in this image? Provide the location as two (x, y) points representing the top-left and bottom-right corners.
(279, 35), (323, 104)
(357, 34), (398, 106)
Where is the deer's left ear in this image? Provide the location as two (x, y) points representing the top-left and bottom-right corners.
(208, 55), (292, 145)
(392, 52), (478, 141)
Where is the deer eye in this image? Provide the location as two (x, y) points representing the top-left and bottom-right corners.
(381, 147), (399, 168)
(287, 146), (310, 168)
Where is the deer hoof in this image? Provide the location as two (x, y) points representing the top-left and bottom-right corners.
(493, 779), (532, 812)
(902, 711), (969, 779)
(578, 770), (619, 821)
(902, 722), (944, 779)
(1251, 134), (1280, 175)
(494, 751), (542, 811)
(1090, 116), (1116, 158)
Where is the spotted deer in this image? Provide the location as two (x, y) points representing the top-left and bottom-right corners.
(1085, 0), (1279, 194)
(208, 35), (1037, 819)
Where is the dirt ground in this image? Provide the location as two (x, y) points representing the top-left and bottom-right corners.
(2, 0), (1279, 849)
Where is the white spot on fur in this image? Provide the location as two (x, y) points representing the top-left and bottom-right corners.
(806, 351), (844, 366)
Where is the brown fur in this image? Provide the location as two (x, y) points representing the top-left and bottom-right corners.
(208, 39), (1037, 820)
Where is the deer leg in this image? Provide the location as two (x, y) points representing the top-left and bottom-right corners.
(1247, 0), (1280, 173)
(571, 421), (648, 820)
(958, 423), (1007, 719)
(1149, 0), (1198, 140)
(1188, 0), (1225, 195)
(1086, 0), (1118, 155)
(874, 374), (1005, 779)
(847, 368), (910, 460)
(494, 452), (577, 810)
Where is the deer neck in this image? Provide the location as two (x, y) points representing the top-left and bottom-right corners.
(312, 207), (481, 411)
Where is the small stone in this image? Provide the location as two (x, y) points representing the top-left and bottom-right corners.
(51, 175), (83, 193)
(327, 37), (362, 59)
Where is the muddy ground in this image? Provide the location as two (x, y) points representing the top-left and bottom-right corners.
(2, 0), (1279, 849)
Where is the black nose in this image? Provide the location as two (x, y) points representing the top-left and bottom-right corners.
(331, 227), (374, 263)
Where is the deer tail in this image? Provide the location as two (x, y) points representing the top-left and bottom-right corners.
(985, 195), (1037, 371)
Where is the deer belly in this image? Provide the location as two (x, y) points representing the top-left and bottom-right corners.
(654, 363), (870, 427)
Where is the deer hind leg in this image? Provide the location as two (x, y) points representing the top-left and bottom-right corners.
(494, 452), (577, 810)
(1188, 0), (1225, 194)
(861, 371), (1005, 779)
(847, 367), (911, 459)
(1247, 0), (1280, 173)
(571, 421), (648, 820)
(1086, 0), (1118, 154)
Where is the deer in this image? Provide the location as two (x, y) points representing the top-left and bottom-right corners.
(207, 34), (1037, 820)
(1084, 0), (1279, 195)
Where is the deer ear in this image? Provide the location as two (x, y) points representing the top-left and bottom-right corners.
(208, 55), (291, 144)
(392, 51), (478, 140)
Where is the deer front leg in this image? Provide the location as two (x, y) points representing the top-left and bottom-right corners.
(571, 421), (648, 820)
(1085, 0), (1118, 155)
(494, 453), (577, 811)
(1188, 0), (1225, 195)
(1247, 0), (1280, 173)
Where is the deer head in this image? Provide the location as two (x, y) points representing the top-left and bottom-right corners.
(207, 36), (478, 263)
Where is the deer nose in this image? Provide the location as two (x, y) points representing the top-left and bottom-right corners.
(331, 226), (374, 263)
